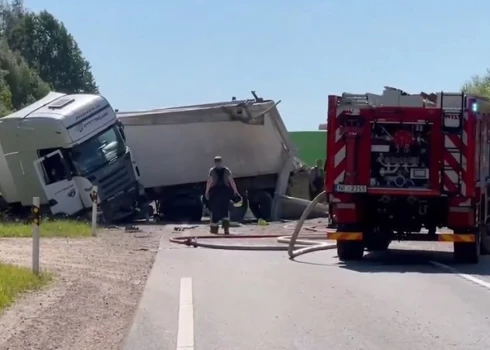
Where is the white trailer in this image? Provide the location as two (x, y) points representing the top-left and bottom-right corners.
(0, 92), (145, 221)
(117, 94), (298, 221)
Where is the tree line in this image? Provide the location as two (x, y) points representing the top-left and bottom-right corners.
(0, 0), (97, 117)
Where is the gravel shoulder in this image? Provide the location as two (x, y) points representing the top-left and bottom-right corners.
(0, 228), (162, 350)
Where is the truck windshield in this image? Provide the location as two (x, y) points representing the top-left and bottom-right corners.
(70, 125), (126, 176)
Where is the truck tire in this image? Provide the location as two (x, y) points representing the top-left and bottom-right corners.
(364, 239), (391, 252)
(480, 224), (490, 255)
(454, 232), (480, 264)
(337, 240), (364, 261)
(249, 191), (272, 221)
(229, 194), (248, 222)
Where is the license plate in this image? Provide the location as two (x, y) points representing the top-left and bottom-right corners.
(334, 184), (367, 193)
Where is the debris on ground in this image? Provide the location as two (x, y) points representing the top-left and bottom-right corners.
(173, 225), (198, 232)
(125, 225), (141, 233)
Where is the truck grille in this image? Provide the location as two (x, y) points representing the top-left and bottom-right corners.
(86, 153), (137, 200)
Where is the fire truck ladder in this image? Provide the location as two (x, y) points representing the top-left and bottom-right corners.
(340, 93), (371, 107)
(440, 92), (465, 195)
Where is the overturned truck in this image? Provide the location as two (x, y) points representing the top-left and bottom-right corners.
(117, 93), (300, 222)
(0, 92), (145, 222)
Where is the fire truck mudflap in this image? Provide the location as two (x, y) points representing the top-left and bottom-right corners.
(325, 87), (490, 264)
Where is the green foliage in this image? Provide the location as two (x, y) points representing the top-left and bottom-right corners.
(6, 10), (98, 94)
(0, 0), (98, 117)
(0, 40), (50, 112)
(0, 69), (13, 116)
(462, 69), (490, 98)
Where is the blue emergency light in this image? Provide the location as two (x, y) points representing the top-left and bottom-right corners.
(472, 102), (479, 113)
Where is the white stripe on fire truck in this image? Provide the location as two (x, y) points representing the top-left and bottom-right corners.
(334, 170), (345, 184)
(444, 169), (458, 184)
(458, 154), (467, 171)
(335, 146), (346, 167)
(444, 135), (454, 148)
(462, 130), (468, 146)
(444, 135), (467, 170)
(448, 151), (467, 171)
(443, 170), (467, 196)
(335, 128), (342, 142)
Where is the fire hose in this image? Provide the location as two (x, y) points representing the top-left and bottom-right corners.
(169, 191), (337, 259)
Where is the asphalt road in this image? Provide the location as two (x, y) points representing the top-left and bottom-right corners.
(123, 224), (490, 350)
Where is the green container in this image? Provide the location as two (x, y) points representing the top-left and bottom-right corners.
(289, 131), (327, 166)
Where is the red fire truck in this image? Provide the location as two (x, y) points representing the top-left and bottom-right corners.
(325, 87), (490, 263)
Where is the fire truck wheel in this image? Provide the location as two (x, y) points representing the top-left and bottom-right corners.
(337, 240), (364, 261)
(454, 232), (480, 264)
(480, 225), (490, 255)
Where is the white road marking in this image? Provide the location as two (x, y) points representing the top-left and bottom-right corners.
(429, 261), (490, 290)
(177, 277), (194, 350)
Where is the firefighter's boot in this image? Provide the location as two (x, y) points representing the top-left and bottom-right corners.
(210, 223), (219, 234)
(222, 218), (230, 235)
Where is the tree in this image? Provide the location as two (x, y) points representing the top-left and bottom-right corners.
(0, 39), (50, 115)
(0, 0), (24, 36)
(461, 69), (490, 98)
(6, 9), (98, 94)
(0, 0), (98, 116)
(0, 69), (13, 116)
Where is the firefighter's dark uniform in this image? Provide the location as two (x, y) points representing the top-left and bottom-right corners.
(208, 166), (233, 234)
(309, 166), (325, 200)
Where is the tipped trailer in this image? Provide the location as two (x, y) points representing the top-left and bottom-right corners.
(325, 86), (490, 263)
(117, 93), (298, 222)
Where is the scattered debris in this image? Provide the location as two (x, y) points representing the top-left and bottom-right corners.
(173, 225), (198, 232)
(125, 225), (141, 233)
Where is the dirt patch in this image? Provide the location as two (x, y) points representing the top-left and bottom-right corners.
(0, 228), (162, 350)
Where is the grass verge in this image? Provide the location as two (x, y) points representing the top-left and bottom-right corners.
(0, 220), (92, 238)
(0, 263), (51, 311)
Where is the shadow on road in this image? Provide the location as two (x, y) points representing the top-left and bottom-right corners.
(335, 248), (490, 277)
(291, 247), (490, 276)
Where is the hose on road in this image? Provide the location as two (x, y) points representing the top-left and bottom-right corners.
(285, 191), (335, 259)
(169, 191), (338, 259)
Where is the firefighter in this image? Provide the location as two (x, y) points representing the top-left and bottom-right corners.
(205, 156), (239, 234)
(309, 158), (325, 200)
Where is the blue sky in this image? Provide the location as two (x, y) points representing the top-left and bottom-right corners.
(24, 0), (490, 131)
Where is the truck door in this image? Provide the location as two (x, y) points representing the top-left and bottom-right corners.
(33, 150), (84, 216)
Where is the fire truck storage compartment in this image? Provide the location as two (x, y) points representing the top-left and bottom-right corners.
(370, 122), (432, 190)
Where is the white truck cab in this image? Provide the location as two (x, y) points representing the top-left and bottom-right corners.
(0, 92), (144, 221)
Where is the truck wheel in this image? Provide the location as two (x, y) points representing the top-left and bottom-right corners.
(337, 240), (364, 261)
(364, 239), (391, 252)
(249, 191), (272, 221)
(454, 232), (480, 264)
(229, 195), (248, 222)
(480, 224), (490, 255)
